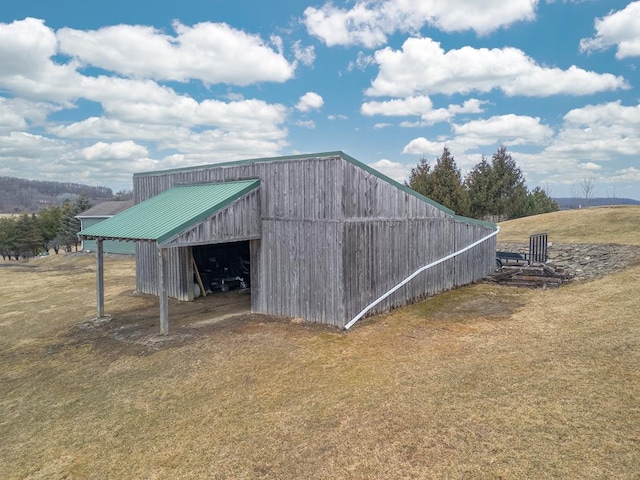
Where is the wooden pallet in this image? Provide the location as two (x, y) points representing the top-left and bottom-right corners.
(489, 263), (571, 288)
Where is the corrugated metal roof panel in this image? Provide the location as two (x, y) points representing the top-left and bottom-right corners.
(78, 179), (260, 244)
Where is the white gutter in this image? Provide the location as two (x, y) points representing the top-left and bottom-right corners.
(344, 226), (500, 330)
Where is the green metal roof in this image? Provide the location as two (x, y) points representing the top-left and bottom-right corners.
(78, 179), (260, 245)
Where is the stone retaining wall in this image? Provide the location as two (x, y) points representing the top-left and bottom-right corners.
(497, 242), (640, 281)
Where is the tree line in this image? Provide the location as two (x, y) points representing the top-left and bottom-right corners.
(407, 145), (558, 221)
(0, 176), (117, 213)
(0, 197), (92, 260)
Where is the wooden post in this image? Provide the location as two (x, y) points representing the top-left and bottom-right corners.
(158, 245), (169, 335)
(96, 238), (104, 318)
(191, 251), (207, 297)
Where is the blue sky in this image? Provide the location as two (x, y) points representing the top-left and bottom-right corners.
(1, 0), (639, 199)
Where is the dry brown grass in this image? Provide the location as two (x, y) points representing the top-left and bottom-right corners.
(1, 209), (639, 479)
(498, 205), (640, 245)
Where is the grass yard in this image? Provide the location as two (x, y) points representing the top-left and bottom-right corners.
(1, 207), (639, 479)
(498, 205), (640, 245)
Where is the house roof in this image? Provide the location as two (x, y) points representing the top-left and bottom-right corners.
(78, 179), (260, 245)
(76, 200), (134, 218)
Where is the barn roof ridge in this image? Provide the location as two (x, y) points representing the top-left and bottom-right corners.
(134, 151), (495, 229)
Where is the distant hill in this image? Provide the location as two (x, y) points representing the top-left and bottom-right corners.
(554, 197), (640, 210)
(0, 176), (114, 213)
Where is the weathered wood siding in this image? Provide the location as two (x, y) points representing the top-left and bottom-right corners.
(135, 157), (344, 220)
(133, 153), (496, 327)
(339, 160), (448, 219)
(136, 243), (192, 300)
(253, 219), (343, 325)
(162, 189), (261, 248)
(341, 218), (495, 324)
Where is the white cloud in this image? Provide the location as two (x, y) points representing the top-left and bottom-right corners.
(348, 51), (376, 71)
(401, 101), (640, 194)
(0, 98), (63, 131)
(563, 100), (640, 128)
(368, 159), (412, 182)
(0, 99), (27, 131)
(547, 101), (640, 159)
(402, 138), (448, 156)
(79, 141), (149, 161)
(303, 0), (538, 47)
(452, 114), (554, 146)
(294, 120), (316, 129)
(157, 129), (287, 159)
(328, 114), (348, 120)
(57, 21), (295, 85)
(367, 37), (628, 98)
(292, 40), (316, 67)
(0, 17), (58, 77)
(580, 1), (640, 59)
(0, 131), (68, 158)
(0, 18), (85, 104)
(295, 92), (324, 112)
(362, 96), (434, 117)
(610, 167), (640, 182)
(0, 18), (294, 189)
(362, 96), (486, 125)
(50, 117), (184, 142)
(581, 162), (602, 170)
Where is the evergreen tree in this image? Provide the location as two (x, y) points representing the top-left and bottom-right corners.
(0, 217), (18, 260)
(38, 206), (63, 253)
(59, 202), (76, 252)
(13, 214), (43, 258)
(59, 196), (92, 252)
(465, 155), (493, 219)
(428, 147), (470, 216)
(489, 146), (528, 220)
(407, 149), (469, 215)
(406, 157), (432, 197)
(524, 187), (560, 216)
(410, 145), (557, 221)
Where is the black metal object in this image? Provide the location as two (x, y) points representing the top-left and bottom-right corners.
(495, 251), (526, 267)
(529, 233), (548, 263)
(496, 232), (548, 267)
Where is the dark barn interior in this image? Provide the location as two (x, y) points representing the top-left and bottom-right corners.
(192, 241), (251, 294)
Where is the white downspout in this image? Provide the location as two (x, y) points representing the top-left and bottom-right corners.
(344, 226), (500, 330)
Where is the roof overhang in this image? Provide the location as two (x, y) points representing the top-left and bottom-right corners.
(78, 179), (260, 246)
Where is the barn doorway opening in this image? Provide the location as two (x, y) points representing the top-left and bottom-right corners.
(192, 241), (251, 296)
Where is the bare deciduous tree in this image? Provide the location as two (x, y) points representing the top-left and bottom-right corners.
(580, 176), (596, 207)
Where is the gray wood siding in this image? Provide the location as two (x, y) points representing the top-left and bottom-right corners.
(135, 156), (344, 221)
(133, 153), (496, 327)
(339, 161), (448, 220)
(341, 219), (495, 324)
(136, 242), (191, 301)
(253, 219), (343, 326)
(162, 189), (261, 248)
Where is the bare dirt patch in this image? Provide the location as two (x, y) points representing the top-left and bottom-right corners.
(64, 289), (260, 357)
